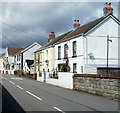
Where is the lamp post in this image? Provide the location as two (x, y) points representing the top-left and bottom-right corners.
(106, 35), (112, 75)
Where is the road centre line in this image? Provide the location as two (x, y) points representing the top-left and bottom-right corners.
(26, 91), (42, 101)
(10, 81), (15, 85)
(2, 77), (7, 80)
(53, 106), (65, 113)
(16, 85), (24, 90)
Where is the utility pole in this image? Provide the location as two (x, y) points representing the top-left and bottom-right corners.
(106, 35), (112, 75)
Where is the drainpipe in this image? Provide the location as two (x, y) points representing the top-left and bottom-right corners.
(82, 33), (88, 65)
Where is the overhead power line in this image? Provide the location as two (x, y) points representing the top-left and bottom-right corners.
(0, 33), (21, 48)
(0, 20), (44, 38)
(86, 35), (120, 38)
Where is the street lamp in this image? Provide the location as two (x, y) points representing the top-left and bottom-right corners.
(106, 35), (112, 75)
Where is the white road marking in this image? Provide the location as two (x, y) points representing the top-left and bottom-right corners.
(26, 91), (42, 101)
(10, 81), (15, 85)
(2, 77), (7, 80)
(53, 106), (65, 113)
(11, 78), (23, 80)
(16, 85), (23, 90)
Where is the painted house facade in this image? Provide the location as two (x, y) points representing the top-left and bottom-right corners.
(5, 47), (23, 70)
(55, 14), (119, 75)
(14, 42), (41, 72)
(34, 3), (119, 75)
(34, 31), (71, 76)
(0, 54), (5, 69)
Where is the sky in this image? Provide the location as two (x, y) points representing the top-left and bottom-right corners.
(0, 2), (119, 54)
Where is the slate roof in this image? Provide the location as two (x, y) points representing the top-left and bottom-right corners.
(35, 30), (72, 52)
(8, 47), (23, 55)
(58, 14), (120, 43)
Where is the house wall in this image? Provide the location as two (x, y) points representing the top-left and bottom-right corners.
(5, 48), (14, 70)
(40, 47), (55, 73)
(0, 58), (4, 68)
(55, 37), (85, 73)
(14, 53), (21, 70)
(55, 16), (119, 74)
(34, 51), (40, 74)
(23, 44), (41, 72)
(86, 17), (119, 66)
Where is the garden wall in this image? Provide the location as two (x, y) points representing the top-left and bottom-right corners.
(73, 74), (120, 100)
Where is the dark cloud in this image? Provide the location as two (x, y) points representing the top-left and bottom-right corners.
(1, 2), (118, 54)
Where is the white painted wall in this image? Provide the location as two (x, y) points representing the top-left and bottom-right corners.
(37, 72), (73, 89)
(86, 17), (119, 66)
(0, 58), (4, 68)
(5, 47), (15, 70)
(55, 16), (119, 74)
(22, 43), (41, 72)
(55, 36), (85, 74)
(40, 47), (55, 72)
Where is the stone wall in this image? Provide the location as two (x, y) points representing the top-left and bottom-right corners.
(73, 75), (120, 100)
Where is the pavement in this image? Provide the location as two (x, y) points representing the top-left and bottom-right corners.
(0, 74), (119, 113)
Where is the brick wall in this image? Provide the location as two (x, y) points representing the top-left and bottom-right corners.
(73, 75), (120, 100)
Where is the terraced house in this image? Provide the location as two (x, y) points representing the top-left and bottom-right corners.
(55, 3), (119, 75)
(34, 31), (71, 78)
(35, 2), (120, 77)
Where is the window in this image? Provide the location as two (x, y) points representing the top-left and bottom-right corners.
(73, 41), (77, 57)
(6, 57), (8, 62)
(46, 50), (48, 60)
(81, 66), (83, 73)
(58, 46), (61, 59)
(40, 52), (42, 63)
(64, 44), (68, 58)
(17, 54), (19, 61)
(19, 54), (21, 61)
(73, 63), (77, 73)
(42, 52), (44, 62)
(14, 56), (16, 62)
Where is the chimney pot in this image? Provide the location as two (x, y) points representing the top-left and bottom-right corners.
(103, 2), (113, 16)
(73, 19), (80, 29)
(49, 32), (55, 42)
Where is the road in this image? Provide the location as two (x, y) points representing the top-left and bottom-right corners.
(0, 74), (119, 112)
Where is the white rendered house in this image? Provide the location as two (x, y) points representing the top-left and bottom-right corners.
(14, 42), (41, 72)
(55, 14), (119, 75)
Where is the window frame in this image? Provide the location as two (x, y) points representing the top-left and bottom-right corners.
(58, 46), (61, 60)
(73, 63), (77, 73)
(72, 41), (77, 57)
(64, 44), (68, 59)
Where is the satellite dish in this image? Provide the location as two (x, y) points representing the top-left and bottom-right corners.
(88, 53), (95, 60)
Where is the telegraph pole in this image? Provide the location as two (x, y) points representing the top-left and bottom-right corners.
(106, 35), (109, 75)
(106, 35), (112, 75)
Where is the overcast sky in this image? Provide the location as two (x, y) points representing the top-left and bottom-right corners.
(0, 2), (118, 54)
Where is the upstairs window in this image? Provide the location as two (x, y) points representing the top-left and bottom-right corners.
(46, 50), (48, 60)
(14, 56), (16, 62)
(19, 54), (21, 61)
(64, 44), (68, 59)
(58, 46), (61, 60)
(73, 41), (77, 57)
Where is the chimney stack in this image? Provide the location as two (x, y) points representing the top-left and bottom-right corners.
(48, 32), (55, 42)
(103, 2), (113, 16)
(73, 19), (80, 29)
